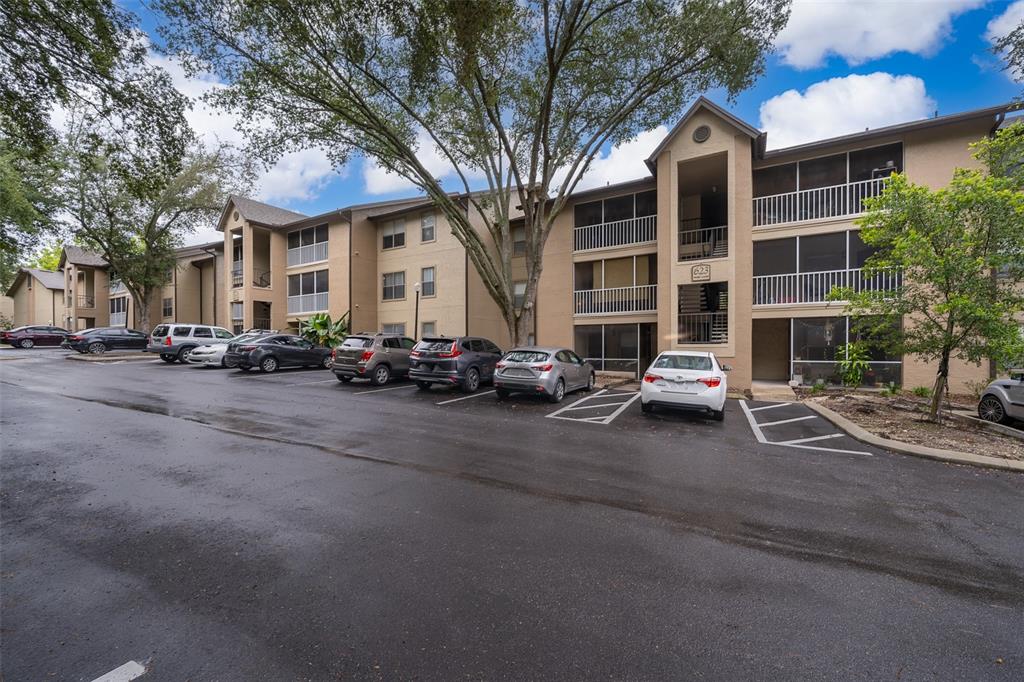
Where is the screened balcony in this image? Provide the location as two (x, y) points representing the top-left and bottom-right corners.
(287, 224), (328, 266)
(572, 189), (657, 252)
(753, 268), (901, 305)
(573, 254), (657, 316)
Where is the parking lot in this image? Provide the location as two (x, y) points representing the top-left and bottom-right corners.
(2, 349), (1022, 679)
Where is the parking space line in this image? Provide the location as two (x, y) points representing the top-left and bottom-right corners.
(739, 400), (871, 456)
(546, 390), (640, 425)
(777, 433), (844, 445)
(747, 402), (792, 412)
(436, 390), (496, 405)
(284, 378), (338, 387)
(758, 415), (818, 427)
(354, 384), (418, 395)
(91, 660), (147, 682)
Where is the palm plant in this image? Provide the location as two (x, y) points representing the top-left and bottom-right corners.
(300, 311), (349, 348)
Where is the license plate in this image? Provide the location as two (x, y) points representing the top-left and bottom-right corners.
(506, 368), (533, 377)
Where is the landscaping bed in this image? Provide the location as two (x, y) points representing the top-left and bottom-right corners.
(817, 393), (1023, 461)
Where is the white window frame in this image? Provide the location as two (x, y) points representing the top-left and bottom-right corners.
(420, 213), (436, 243)
(382, 271), (406, 301)
(421, 321), (437, 337)
(421, 266), (436, 298)
(382, 219), (406, 250)
(513, 281), (526, 309)
(382, 322), (406, 335)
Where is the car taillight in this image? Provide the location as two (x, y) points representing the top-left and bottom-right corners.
(410, 350), (420, 358)
(360, 350), (374, 362)
(697, 377), (721, 388)
(70, 335), (82, 342)
(238, 344), (256, 351)
(534, 363), (553, 372)
(495, 362), (506, 369)
(331, 348), (336, 360)
(164, 337), (172, 346)
(643, 373), (663, 383)
(438, 341), (462, 358)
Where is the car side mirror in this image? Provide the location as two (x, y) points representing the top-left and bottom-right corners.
(721, 364), (732, 372)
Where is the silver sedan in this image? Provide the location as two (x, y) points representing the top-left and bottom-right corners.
(493, 346), (595, 403)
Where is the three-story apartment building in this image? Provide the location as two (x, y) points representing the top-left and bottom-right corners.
(214, 98), (1015, 393)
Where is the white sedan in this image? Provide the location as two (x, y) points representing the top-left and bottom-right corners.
(639, 351), (729, 421)
(186, 331), (269, 368)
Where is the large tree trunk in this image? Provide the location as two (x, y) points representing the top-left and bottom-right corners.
(928, 350), (951, 423)
(135, 288), (153, 334)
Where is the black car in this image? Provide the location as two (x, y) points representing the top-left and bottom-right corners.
(409, 335), (503, 393)
(224, 334), (332, 373)
(1, 325), (70, 348)
(63, 327), (148, 354)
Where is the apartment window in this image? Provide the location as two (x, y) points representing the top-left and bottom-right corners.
(513, 281), (526, 309)
(382, 219), (405, 250)
(162, 298), (173, 318)
(573, 189), (657, 227)
(231, 302), (243, 320)
(382, 271), (406, 301)
(287, 270), (329, 296)
(421, 321), (436, 337)
(421, 267), (436, 297)
(287, 224), (328, 250)
(382, 322), (406, 335)
(109, 297), (127, 314)
(799, 232), (846, 272)
(512, 225), (526, 256)
(421, 214), (435, 242)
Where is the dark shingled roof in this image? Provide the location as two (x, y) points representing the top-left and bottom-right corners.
(230, 195), (308, 226)
(26, 268), (65, 290)
(61, 245), (107, 267)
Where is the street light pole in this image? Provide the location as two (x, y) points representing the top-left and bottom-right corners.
(413, 282), (421, 338)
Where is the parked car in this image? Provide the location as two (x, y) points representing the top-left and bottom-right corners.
(223, 334), (332, 373)
(146, 323), (235, 363)
(639, 351), (729, 421)
(186, 332), (270, 368)
(493, 346), (595, 403)
(332, 333), (416, 385)
(1, 325), (70, 348)
(977, 369), (1024, 425)
(409, 335), (503, 393)
(63, 327), (149, 354)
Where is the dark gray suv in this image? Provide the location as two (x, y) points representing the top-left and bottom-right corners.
(333, 333), (417, 385)
(409, 336), (503, 393)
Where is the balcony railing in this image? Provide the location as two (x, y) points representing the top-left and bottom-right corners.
(253, 317), (271, 330)
(753, 267), (902, 306)
(253, 268), (271, 288)
(77, 294), (95, 308)
(753, 177), (889, 227)
(678, 312), (728, 344)
(287, 292), (328, 314)
(287, 241), (328, 267)
(679, 225), (728, 261)
(231, 264), (243, 288)
(573, 215), (656, 252)
(574, 284), (657, 316)
(109, 311), (127, 327)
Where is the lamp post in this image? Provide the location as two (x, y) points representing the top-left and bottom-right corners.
(413, 282), (421, 338)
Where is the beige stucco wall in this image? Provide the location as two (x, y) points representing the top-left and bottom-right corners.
(8, 276), (62, 327)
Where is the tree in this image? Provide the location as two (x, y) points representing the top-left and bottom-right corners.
(60, 115), (252, 333)
(25, 241), (63, 271)
(157, 0), (789, 344)
(835, 125), (1024, 422)
(992, 13), (1024, 92)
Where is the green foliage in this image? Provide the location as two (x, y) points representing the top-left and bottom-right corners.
(911, 386), (933, 399)
(838, 124), (1024, 421)
(0, 136), (63, 289)
(300, 311), (350, 348)
(880, 382), (900, 397)
(25, 241), (62, 271)
(836, 342), (871, 387)
(991, 14), (1024, 92)
(808, 381), (826, 395)
(156, 0), (790, 343)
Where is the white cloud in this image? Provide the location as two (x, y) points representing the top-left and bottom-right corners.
(776, 0), (984, 69)
(361, 128), (486, 195)
(986, 0), (1024, 80)
(570, 126), (668, 192)
(759, 73), (936, 149)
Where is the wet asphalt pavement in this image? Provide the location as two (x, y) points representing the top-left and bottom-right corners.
(2, 349), (1022, 680)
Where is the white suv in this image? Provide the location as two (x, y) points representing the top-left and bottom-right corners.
(147, 324), (235, 363)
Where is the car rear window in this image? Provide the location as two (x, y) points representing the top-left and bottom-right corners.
(653, 354), (712, 371)
(152, 325), (169, 337)
(415, 338), (453, 351)
(503, 350), (549, 363)
(341, 336), (373, 348)
(171, 326), (193, 336)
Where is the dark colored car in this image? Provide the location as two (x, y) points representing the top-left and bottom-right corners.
(1, 325), (70, 348)
(223, 334), (332, 373)
(62, 327), (148, 354)
(409, 336), (503, 393)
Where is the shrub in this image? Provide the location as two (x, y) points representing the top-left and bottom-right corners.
(911, 386), (932, 398)
(837, 342), (871, 387)
(300, 311), (350, 348)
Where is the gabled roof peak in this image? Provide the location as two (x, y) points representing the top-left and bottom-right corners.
(645, 97), (763, 173)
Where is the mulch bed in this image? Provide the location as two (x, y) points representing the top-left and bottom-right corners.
(818, 393), (1024, 461)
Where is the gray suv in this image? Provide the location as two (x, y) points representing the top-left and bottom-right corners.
(977, 369), (1024, 424)
(409, 336), (503, 393)
(332, 333), (416, 385)
(147, 323), (235, 363)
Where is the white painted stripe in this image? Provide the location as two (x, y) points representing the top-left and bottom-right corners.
(739, 400), (768, 443)
(285, 378), (339, 387)
(740, 400), (871, 455)
(786, 443), (873, 456)
(776, 433), (845, 445)
(547, 391), (641, 425)
(91, 660), (147, 682)
(436, 389), (497, 405)
(545, 390), (607, 419)
(354, 384), (418, 395)
(747, 402), (792, 412)
(556, 396), (636, 412)
(757, 415), (818, 427)
(598, 392), (642, 424)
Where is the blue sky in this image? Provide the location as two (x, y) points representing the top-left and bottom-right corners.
(125, 1), (1024, 244)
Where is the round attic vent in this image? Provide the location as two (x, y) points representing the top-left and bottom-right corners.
(233, 210), (239, 221)
(692, 125), (711, 143)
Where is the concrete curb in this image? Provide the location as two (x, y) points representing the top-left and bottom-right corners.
(949, 410), (1024, 442)
(66, 353), (154, 363)
(804, 400), (1024, 473)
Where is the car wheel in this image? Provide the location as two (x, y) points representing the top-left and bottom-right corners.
(711, 408), (725, 422)
(495, 388), (510, 400)
(641, 401), (653, 414)
(547, 378), (565, 404)
(259, 356), (278, 373)
(160, 354), (176, 363)
(370, 364), (391, 386)
(87, 342), (106, 355)
(19, 338), (34, 349)
(584, 372), (595, 392)
(321, 356), (332, 369)
(336, 375), (352, 383)
(220, 357), (227, 368)
(461, 368), (480, 394)
(416, 381), (432, 390)
(978, 395), (1007, 424)
(177, 346), (195, 363)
